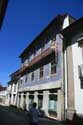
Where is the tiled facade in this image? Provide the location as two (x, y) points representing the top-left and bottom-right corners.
(7, 14), (75, 121)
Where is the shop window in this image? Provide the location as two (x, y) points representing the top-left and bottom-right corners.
(40, 66), (44, 79)
(48, 94), (57, 114)
(51, 60), (56, 74)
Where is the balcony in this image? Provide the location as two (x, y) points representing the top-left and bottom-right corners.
(29, 47), (55, 66)
(19, 47), (55, 74)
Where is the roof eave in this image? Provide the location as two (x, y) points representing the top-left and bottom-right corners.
(61, 17), (83, 37)
(19, 14), (67, 58)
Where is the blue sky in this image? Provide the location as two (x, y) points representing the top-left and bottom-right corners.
(0, 0), (83, 86)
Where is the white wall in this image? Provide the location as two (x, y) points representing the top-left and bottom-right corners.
(72, 33), (83, 114)
(62, 16), (69, 29)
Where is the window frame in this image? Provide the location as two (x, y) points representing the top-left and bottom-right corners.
(51, 60), (57, 75)
(31, 72), (34, 81)
(25, 75), (28, 83)
(39, 66), (44, 79)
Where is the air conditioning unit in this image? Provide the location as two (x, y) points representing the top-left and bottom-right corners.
(78, 65), (83, 78)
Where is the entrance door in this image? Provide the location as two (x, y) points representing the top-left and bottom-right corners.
(29, 94), (34, 110)
(38, 95), (43, 109)
(23, 94), (26, 110)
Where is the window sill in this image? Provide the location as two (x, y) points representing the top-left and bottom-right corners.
(50, 73), (57, 77)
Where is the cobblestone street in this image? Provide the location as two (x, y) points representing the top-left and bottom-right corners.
(0, 106), (64, 125)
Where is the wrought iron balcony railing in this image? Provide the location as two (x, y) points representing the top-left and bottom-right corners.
(19, 47), (55, 74)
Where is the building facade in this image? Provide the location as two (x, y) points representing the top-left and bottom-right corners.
(0, 85), (7, 105)
(7, 14), (75, 121)
(6, 72), (19, 106)
(61, 17), (83, 120)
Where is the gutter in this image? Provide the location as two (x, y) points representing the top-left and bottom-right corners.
(60, 34), (67, 121)
(62, 36), (68, 121)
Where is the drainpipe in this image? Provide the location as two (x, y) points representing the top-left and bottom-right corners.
(60, 34), (66, 121)
(63, 41), (66, 121)
(63, 36), (68, 122)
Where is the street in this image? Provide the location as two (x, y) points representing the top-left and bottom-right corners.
(0, 106), (64, 125)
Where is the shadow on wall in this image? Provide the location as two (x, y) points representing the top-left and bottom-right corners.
(66, 113), (83, 125)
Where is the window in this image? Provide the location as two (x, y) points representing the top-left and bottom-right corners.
(31, 72), (34, 81)
(25, 75), (28, 83)
(80, 79), (83, 89)
(20, 79), (22, 84)
(14, 84), (16, 92)
(48, 94), (57, 114)
(41, 44), (45, 53)
(78, 37), (83, 47)
(40, 66), (44, 78)
(51, 60), (56, 74)
(38, 95), (43, 109)
(13, 95), (15, 102)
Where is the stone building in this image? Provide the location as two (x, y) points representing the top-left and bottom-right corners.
(7, 14), (75, 121)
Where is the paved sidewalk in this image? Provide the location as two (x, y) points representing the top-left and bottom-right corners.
(0, 105), (65, 125)
(66, 113), (83, 125)
(0, 103), (7, 106)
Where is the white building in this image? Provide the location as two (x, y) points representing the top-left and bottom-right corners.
(0, 88), (7, 105)
(6, 76), (19, 106)
(61, 17), (83, 121)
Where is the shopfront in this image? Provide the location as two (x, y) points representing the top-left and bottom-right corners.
(23, 93), (26, 110)
(38, 91), (43, 109)
(29, 92), (34, 110)
(48, 89), (58, 118)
